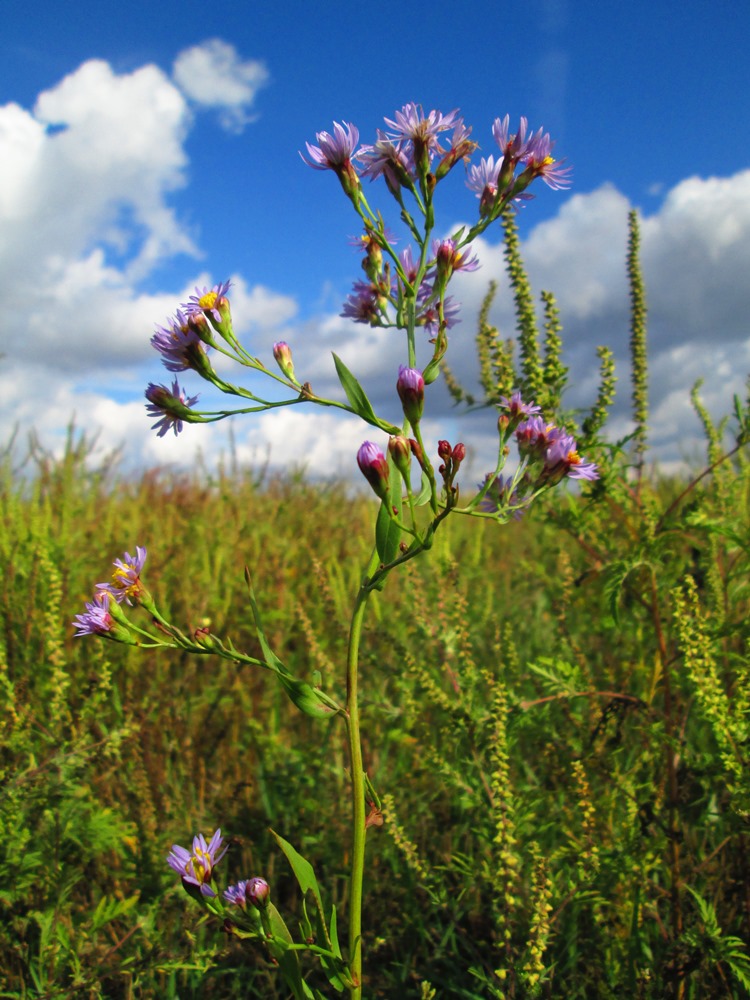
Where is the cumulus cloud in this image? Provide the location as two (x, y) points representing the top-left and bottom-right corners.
(1, 46), (748, 483)
(172, 39), (269, 133)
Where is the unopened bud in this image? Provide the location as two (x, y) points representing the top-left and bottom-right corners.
(396, 366), (425, 424)
(388, 435), (412, 482)
(357, 441), (390, 501)
(247, 877), (271, 910)
(272, 341), (296, 381)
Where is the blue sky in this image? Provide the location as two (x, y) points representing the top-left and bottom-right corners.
(3, 0), (750, 477)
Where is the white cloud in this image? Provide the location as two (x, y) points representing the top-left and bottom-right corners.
(172, 39), (269, 133)
(2, 48), (748, 483)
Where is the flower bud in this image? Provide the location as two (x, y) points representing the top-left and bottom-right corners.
(388, 435), (412, 484)
(246, 877), (271, 910)
(272, 341), (296, 381)
(396, 366), (425, 424)
(437, 440), (452, 462)
(452, 442), (466, 466)
(357, 441), (390, 501)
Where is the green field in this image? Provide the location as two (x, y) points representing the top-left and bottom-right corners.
(2, 216), (750, 998)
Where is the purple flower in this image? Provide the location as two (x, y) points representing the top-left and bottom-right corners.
(225, 877), (270, 909)
(466, 154), (503, 212)
(515, 415), (560, 456)
(96, 546), (147, 606)
(341, 281), (383, 325)
(167, 829), (227, 898)
(359, 130), (415, 191)
(492, 114), (535, 162)
(544, 432), (599, 480)
(183, 280), (232, 325)
(384, 103), (460, 154)
(416, 287), (461, 338)
(520, 130), (572, 190)
(302, 121), (359, 171)
(151, 309), (211, 373)
(357, 441), (390, 500)
(398, 246), (421, 285)
(432, 238), (481, 275)
(478, 474), (528, 518)
(72, 592), (115, 636)
(272, 340), (295, 379)
(145, 378), (200, 438)
(500, 391), (542, 423)
(396, 365), (425, 424)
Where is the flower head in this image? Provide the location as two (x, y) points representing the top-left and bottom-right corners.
(302, 121), (362, 203)
(145, 378), (200, 438)
(384, 103), (459, 152)
(432, 238), (481, 280)
(520, 130), (572, 190)
(302, 121), (359, 171)
(167, 829), (227, 898)
(151, 309), (212, 373)
(478, 474), (528, 519)
(96, 546), (147, 605)
(341, 281), (384, 325)
(72, 592), (115, 636)
(359, 130), (415, 193)
(544, 432), (599, 481)
(466, 155), (503, 215)
(183, 280), (232, 325)
(500, 391), (542, 425)
(416, 287), (461, 338)
(515, 415), (560, 456)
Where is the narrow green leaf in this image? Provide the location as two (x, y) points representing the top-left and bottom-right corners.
(332, 353), (380, 424)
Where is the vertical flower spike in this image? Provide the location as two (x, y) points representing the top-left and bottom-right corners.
(167, 829), (228, 898)
(357, 441), (390, 501)
(396, 366), (425, 425)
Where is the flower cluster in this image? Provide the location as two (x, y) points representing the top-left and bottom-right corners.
(72, 547), (149, 641)
(303, 105), (568, 339)
(166, 828), (270, 914)
(147, 280), (234, 436)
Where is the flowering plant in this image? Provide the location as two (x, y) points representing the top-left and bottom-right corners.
(74, 103), (597, 997)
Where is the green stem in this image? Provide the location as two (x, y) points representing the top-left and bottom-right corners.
(345, 546), (380, 998)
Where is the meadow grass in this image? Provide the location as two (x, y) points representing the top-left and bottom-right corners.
(2, 415), (749, 998)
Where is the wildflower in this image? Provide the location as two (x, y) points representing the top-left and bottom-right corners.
(388, 435), (413, 482)
(396, 365), (425, 424)
(341, 281), (384, 325)
(359, 130), (415, 193)
(493, 114), (535, 163)
(435, 119), (478, 180)
(145, 378), (200, 438)
(384, 103), (460, 156)
(357, 441), (390, 501)
(519, 129), (572, 191)
(515, 415), (560, 457)
(432, 238), (480, 284)
(151, 309), (212, 374)
(96, 546), (147, 606)
(416, 287), (461, 338)
(478, 474), (528, 519)
(466, 155), (503, 215)
(167, 829), (227, 899)
(301, 121), (362, 203)
(184, 280), (232, 326)
(500, 391), (542, 426)
(543, 432), (599, 481)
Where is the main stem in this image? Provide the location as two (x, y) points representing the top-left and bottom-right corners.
(346, 548), (379, 997)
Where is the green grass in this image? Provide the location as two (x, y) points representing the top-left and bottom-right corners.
(2, 420), (750, 998)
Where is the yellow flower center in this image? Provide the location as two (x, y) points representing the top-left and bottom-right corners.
(188, 848), (211, 883)
(199, 291), (218, 310)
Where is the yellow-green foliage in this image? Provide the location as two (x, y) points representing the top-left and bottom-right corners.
(2, 411), (750, 998)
